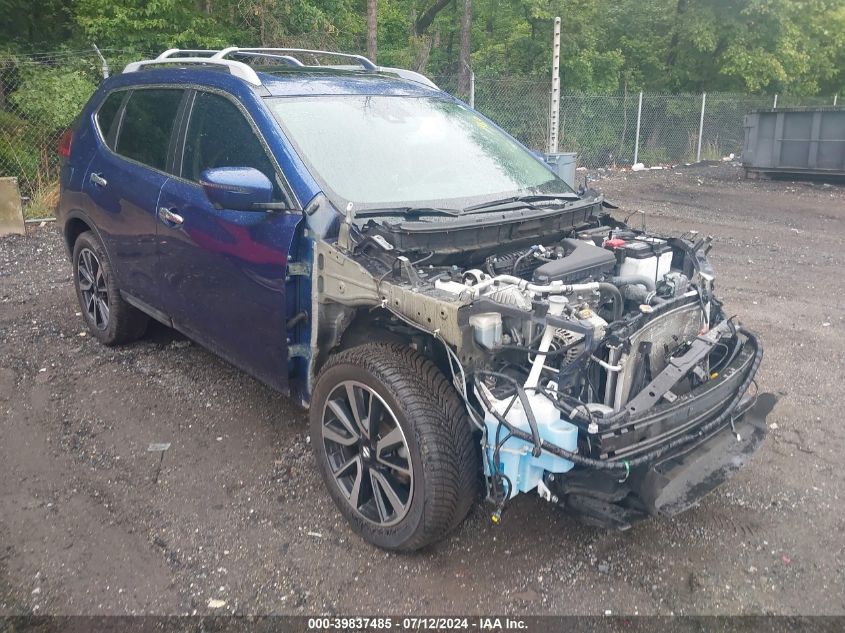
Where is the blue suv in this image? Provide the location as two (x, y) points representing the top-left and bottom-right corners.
(58, 48), (770, 551)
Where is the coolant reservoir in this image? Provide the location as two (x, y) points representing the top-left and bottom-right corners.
(469, 313), (503, 349)
(481, 390), (578, 498)
(618, 238), (672, 281)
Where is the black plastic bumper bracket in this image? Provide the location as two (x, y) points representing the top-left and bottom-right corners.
(638, 392), (775, 516)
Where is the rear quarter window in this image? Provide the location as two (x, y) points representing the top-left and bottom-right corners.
(115, 89), (183, 171)
(95, 91), (124, 149)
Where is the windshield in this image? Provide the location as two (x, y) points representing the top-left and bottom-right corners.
(266, 95), (574, 212)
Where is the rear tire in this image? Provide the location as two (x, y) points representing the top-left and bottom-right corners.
(72, 231), (148, 345)
(310, 343), (480, 551)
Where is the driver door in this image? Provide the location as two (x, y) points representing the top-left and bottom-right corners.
(156, 90), (301, 392)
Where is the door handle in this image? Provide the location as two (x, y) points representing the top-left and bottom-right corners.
(158, 207), (184, 225)
(89, 172), (108, 187)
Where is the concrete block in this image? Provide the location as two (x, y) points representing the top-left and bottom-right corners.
(0, 177), (25, 236)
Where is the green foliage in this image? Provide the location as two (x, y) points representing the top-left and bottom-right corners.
(0, 108), (40, 185)
(72, 0), (242, 49)
(1, 0), (842, 96)
(10, 67), (96, 130)
(0, 0), (75, 51)
(1, 62), (98, 199)
(1, 0), (838, 217)
(637, 147), (670, 166)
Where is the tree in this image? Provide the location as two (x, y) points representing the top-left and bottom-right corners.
(72, 0), (240, 49)
(367, 0), (378, 62)
(0, 0), (842, 97)
(415, 0), (452, 36)
(458, 0), (473, 96)
(10, 67), (95, 130)
(0, 0), (75, 51)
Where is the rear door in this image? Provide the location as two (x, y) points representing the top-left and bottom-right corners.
(82, 87), (185, 307)
(156, 90), (301, 391)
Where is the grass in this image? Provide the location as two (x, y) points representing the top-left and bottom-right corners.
(23, 180), (59, 220)
(683, 132), (726, 163)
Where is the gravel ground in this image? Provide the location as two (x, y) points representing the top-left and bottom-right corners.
(1, 164), (843, 616)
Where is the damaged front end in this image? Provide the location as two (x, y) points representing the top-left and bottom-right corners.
(311, 193), (771, 531)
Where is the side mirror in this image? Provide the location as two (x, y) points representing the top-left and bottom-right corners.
(200, 167), (274, 210)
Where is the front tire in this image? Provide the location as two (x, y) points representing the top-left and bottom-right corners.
(72, 231), (148, 345)
(310, 343), (479, 551)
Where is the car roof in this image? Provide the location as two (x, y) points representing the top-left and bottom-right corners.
(255, 68), (443, 97)
(107, 65), (446, 100)
(100, 67), (449, 105)
(117, 48), (448, 99)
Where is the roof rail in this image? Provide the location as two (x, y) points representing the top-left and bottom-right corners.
(157, 49), (220, 59)
(123, 48), (438, 89)
(213, 47), (378, 71)
(224, 51), (306, 66)
(123, 56), (262, 86)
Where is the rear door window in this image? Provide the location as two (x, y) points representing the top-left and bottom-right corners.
(115, 89), (183, 171)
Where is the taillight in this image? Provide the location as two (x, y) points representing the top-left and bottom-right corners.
(58, 129), (73, 158)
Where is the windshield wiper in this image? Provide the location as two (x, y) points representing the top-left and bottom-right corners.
(463, 193), (581, 213)
(353, 194), (581, 219)
(354, 206), (463, 218)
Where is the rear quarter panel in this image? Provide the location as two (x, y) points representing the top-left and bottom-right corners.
(56, 83), (116, 255)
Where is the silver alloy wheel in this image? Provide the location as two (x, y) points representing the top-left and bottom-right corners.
(321, 380), (413, 526)
(77, 247), (109, 330)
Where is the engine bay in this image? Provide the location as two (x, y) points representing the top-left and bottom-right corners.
(313, 197), (762, 526)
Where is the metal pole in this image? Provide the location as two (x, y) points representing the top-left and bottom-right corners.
(696, 92), (706, 163)
(462, 60), (475, 109)
(92, 44), (109, 79)
(633, 91), (643, 165)
(834, 94), (838, 106)
(548, 17), (561, 154)
(773, 94), (778, 108)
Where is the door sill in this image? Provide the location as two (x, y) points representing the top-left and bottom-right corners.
(121, 291), (173, 327)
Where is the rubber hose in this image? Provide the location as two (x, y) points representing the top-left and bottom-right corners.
(610, 274), (656, 291)
(475, 328), (763, 470)
(512, 248), (533, 274)
(598, 282), (623, 321)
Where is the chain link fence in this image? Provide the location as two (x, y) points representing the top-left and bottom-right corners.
(0, 49), (145, 216)
(437, 76), (839, 168)
(1, 52), (840, 217)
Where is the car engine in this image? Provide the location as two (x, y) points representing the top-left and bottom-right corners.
(311, 194), (763, 528)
